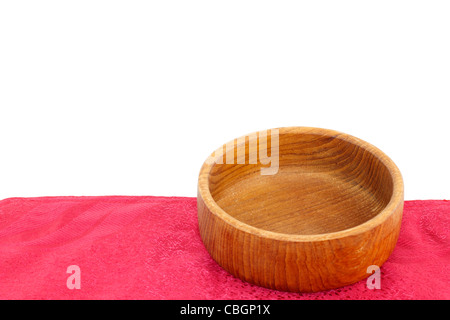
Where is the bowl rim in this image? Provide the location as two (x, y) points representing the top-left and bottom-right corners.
(198, 126), (404, 242)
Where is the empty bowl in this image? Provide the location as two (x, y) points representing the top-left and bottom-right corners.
(197, 127), (404, 292)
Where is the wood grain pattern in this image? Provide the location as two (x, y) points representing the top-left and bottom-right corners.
(197, 127), (404, 292)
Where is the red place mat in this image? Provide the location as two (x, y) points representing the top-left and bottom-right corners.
(0, 196), (448, 300)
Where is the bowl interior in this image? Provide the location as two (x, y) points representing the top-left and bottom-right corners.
(208, 129), (394, 235)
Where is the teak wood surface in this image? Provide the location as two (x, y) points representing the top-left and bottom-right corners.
(197, 127), (404, 292)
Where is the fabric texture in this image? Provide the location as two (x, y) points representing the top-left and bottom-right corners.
(0, 196), (448, 300)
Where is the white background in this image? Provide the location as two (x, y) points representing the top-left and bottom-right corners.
(0, 1), (448, 200)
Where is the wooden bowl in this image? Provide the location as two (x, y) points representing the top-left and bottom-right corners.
(197, 127), (404, 292)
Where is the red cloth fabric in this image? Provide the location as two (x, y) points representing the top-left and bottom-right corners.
(0, 196), (448, 300)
